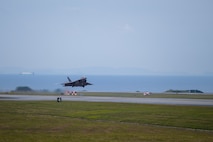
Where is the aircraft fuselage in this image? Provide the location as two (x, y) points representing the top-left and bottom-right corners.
(62, 77), (92, 87)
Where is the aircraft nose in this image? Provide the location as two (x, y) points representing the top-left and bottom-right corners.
(87, 83), (92, 85)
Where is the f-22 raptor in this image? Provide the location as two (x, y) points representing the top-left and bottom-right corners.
(62, 77), (92, 87)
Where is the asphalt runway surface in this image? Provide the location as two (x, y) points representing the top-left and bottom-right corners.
(1, 94), (213, 106)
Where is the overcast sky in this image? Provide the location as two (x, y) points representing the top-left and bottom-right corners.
(1, 0), (213, 75)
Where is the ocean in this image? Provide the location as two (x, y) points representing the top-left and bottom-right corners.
(0, 74), (213, 93)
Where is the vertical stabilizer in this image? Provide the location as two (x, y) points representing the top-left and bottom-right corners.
(67, 77), (72, 82)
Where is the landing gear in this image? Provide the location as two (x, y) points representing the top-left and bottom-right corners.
(64, 90), (77, 96)
(71, 91), (77, 96)
(57, 97), (62, 102)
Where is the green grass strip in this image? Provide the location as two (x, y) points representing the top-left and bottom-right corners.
(0, 101), (212, 142)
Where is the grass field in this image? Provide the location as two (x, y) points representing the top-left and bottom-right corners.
(0, 100), (212, 142)
(79, 92), (213, 99)
(2, 91), (213, 99)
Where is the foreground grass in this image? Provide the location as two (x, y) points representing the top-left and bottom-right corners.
(0, 101), (212, 142)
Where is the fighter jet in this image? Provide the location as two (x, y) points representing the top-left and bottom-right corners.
(62, 77), (92, 87)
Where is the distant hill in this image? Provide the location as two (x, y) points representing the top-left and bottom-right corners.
(15, 86), (33, 92)
(165, 89), (203, 93)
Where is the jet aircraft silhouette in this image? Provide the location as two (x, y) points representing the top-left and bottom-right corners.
(62, 77), (92, 87)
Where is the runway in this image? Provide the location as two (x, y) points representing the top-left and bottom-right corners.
(1, 94), (213, 106)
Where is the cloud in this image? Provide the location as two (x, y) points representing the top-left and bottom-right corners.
(123, 24), (134, 32)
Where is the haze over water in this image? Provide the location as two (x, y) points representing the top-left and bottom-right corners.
(0, 74), (213, 93)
